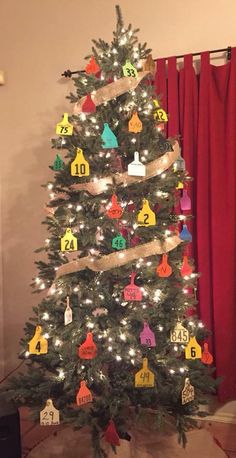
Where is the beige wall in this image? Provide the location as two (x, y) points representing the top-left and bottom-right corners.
(0, 0), (235, 374)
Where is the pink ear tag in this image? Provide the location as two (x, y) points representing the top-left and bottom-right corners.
(140, 322), (156, 347)
(124, 272), (142, 301)
(180, 190), (191, 211)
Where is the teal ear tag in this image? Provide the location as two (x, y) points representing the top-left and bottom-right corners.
(53, 154), (64, 171)
(112, 233), (126, 250)
(122, 60), (138, 78)
(101, 123), (118, 149)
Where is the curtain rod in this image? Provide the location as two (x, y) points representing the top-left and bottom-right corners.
(62, 46), (232, 77)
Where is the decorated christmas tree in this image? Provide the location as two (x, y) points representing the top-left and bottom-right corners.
(5, 6), (217, 457)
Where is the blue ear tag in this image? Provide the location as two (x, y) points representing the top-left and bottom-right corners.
(101, 123), (118, 149)
(180, 224), (192, 242)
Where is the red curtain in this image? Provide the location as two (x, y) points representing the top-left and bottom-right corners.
(155, 48), (236, 401)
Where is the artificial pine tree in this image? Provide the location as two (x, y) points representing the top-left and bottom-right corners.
(5, 6), (217, 457)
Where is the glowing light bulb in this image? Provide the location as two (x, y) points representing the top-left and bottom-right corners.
(42, 312), (49, 320)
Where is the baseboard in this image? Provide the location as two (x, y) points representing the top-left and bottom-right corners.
(199, 411), (236, 425)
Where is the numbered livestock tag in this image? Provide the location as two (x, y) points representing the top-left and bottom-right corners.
(135, 358), (155, 388)
(112, 233), (126, 250)
(76, 381), (93, 406)
(29, 325), (48, 355)
(122, 60), (138, 78)
(128, 112), (142, 133)
(153, 100), (168, 122)
(71, 148), (90, 177)
(156, 254), (172, 277)
(107, 194), (123, 219)
(78, 332), (97, 359)
(185, 336), (202, 360)
(170, 322), (189, 343)
(201, 343), (213, 365)
(40, 399), (60, 426)
(56, 113), (73, 136)
(140, 322), (156, 347)
(64, 296), (72, 326)
(124, 272), (142, 301)
(101, 123), (118, 149)
(182, 378), (195, 405)
(137, 199), (156, 226)
(128, 151), (146, 177)
(61, 228), (77, 252)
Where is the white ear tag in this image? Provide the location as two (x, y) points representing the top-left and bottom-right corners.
(128, 152), (146, 177)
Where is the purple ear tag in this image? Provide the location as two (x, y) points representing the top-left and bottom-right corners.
(140, 322), (156, 347)
(180, 190), (191, 211)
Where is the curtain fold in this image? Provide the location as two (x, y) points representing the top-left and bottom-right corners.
(155, 48), (236, 401)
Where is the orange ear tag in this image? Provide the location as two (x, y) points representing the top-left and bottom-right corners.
(107, 194), (123, 219)
(76, 381), (93, 406)
(201, 343), (213, 365)
(156, 254), (172, 277)
(128, 111), (142, 133)
(185, 336), (202, 360)
(85, 56), (100, 74)
(78, 332), (97, 359)
(181, 255), (193, 277)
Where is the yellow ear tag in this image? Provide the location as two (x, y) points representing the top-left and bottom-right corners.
(156, 108), (168, 122)
(137, 199), (156, 226)
(40, 399), (60, 426)
(170, 322), (189, 343)
(61, 228), (78, 252)
(71, 148), (90, 177)
(128, 112), (142, 133)
(29, 325), (48, 355)
(176, 181), (184, 189)
(185, 336), (202, 360)
(122, 60), (138, 78)
(56, 113), (73, 136)
(182, 378), (195, 405)
(135, 358), (155, 388)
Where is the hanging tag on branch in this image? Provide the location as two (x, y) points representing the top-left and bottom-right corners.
(128, 112), (142, 133)
(122, 60), (138, 78)
(71, 148), (90, 177)
(78, 332), (97, 359)
(180, 189), (191, 211)
(170, 322), (189, 343)
(40, 399), (60, 426)
(182, 378), (195, 405)
(180, 224), (192, 242)
(156, 254), (172, 277)
(107, 194), (123, 219)
(153, 100), (168, 122)
(53, 154), (64, 171)
(81, 94), (96, 113)
(29, 325), (48, 355)
(128, 151), (146, 176)
(61, 228), (78, 252)
(101, 123), (118, 149)
(124, 272), (142, 301)
(64, 296), (72, 326)
(140, 322), (156, 347)
(85, 56), (100, 74)
(185, 336), (202, 359)
(137, 199), (156, 226)
(181, 255), (193, 277)
(76, 381), (93, 406)
(174, 148), (185, 171)
(56, 113), (73, 136)
(176, 181), (184, 189)
(112, 233), (126, 250)
(104, 420), (120, 446)
(201, 343), (213, 365)
(135, 358), (155, 387)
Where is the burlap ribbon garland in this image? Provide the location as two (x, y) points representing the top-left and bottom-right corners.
(71, 141), (180, 195)
(73, 71), (150, 114)
(55, 235), (182, 279)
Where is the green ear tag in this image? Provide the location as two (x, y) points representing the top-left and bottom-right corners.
(122, 60), (138, 78)
(112, 233), (126, 250)
(53, 154), (64, 171)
